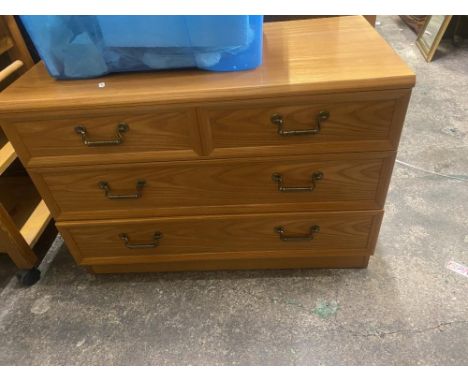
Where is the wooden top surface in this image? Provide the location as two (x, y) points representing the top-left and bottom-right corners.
(0, 16), (415, 115)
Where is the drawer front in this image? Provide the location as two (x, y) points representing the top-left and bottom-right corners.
(6, 109), (201, 167)
(31, 152), (395, 220)
(58, 210), (383, 265)
(198, 90), (411, 158)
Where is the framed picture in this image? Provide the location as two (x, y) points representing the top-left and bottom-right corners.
(416, 15), (453, 62)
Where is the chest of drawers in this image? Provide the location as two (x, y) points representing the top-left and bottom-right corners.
(0, 17), (415, 273)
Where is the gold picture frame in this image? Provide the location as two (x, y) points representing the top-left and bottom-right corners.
(416, 15), (452, 62)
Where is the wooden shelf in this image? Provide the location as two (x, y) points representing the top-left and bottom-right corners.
(0, 128), (16, 175)
(20, 200), (51, 247)
(0, 175), (52, 247)
(0, 16), (53, 272)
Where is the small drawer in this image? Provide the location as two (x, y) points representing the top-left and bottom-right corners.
(58, 210), (384, 266)
(198, 90), (411, 158)
(30, 152), (396, 220)
(5, 108), (201, 167)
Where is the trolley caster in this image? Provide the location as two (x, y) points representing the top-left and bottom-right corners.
(16, 267), (41, 287)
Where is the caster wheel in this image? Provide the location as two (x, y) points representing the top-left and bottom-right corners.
(16, 267), (41, 286)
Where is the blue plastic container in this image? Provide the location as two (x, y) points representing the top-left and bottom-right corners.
(19, 16), (263, 79)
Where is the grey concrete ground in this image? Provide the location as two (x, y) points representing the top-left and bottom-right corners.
(0, 16), (467, 365)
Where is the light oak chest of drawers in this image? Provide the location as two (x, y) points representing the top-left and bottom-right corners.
(0, 17), (415, 273)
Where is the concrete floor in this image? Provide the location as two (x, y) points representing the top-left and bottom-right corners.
(0, 16), (467, 365)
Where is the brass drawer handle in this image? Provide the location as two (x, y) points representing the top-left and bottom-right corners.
(119, 232), (162, 249)
(99, 180), (146, 200)
(75, 123), (129, 146)
(271, 111), (329, 136)
(275, 225), (320, 241)
(272, 171), (323, 192)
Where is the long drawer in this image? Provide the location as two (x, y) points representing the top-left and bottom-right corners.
(30, 152), (396, 220)
(4, 108), (202, 167)
(58, 210), (384, 266)
(198, 90), (411, 158)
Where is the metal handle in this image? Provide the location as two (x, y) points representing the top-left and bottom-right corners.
(271, 111), (329, 136)
(119, 232), (162, 249)
(75, 123), (129, 146)
(99, 180), (146, 200)
(272, 171), (323, 192)
(275, 225), (320, 241)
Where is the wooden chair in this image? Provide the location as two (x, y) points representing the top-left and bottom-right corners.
(0, 16), (56, 286)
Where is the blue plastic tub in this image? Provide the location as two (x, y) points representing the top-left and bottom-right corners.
(19, 16), (263, 79)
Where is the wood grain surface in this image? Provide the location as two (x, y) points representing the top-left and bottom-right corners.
(0, 128), (16, 175)
(89, 255), (371, 273)
(2, 88), (411, 168)
(6, 109), (202, 167)
(58, 210), (383, 265)
(30, 152), (395, 220)
(0, 17), (415, 116)
(199, 89), (411, 157)
(0, 17), (414, 272)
